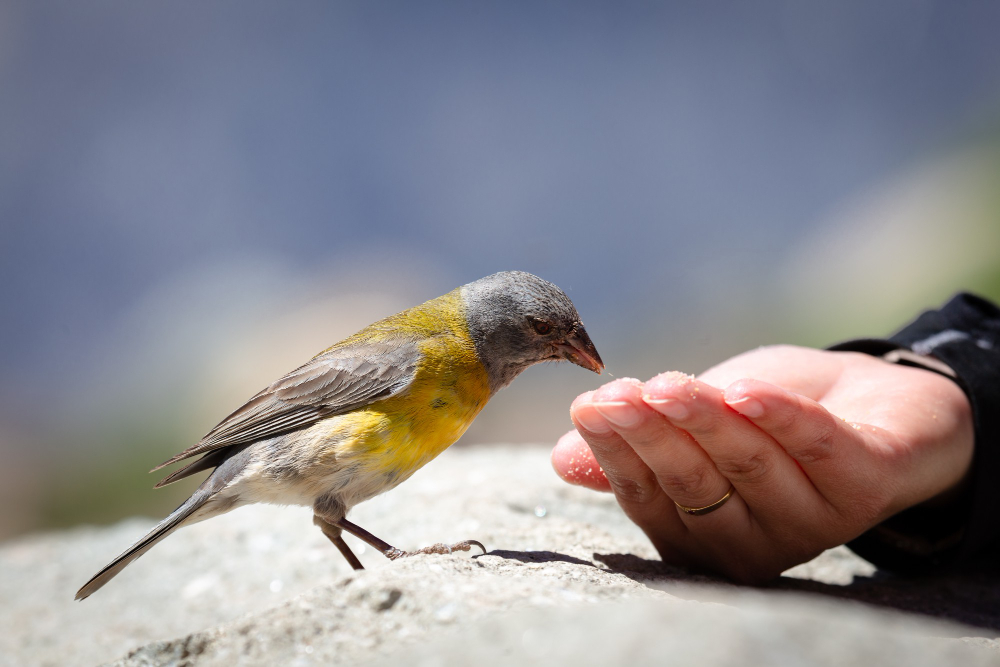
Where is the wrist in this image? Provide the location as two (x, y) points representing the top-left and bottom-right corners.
(827, 335), (978, 572)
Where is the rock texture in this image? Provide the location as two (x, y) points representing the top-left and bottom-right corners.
(2, 445), (998, 666)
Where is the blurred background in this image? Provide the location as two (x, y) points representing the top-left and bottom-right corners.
(2, 1), (999, 541)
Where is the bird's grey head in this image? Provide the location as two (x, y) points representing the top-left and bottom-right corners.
(461, 271), (604, 393)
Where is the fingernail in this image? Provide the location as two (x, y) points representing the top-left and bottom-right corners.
(572, 405), (613, 434)
(643, 397), (689, 420)
(726, 396), (764, 418)
(594, 401), (642, 427)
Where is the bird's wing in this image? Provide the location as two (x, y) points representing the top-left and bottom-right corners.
(152, 336), (423, 472)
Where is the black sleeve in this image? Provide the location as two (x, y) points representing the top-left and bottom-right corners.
(826, 293), (1000, 573)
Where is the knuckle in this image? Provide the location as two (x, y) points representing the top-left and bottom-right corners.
(680, 411), (722, 436)
(788, 418), (838, 463)
(608, 475), (660, 506)
(622, 428), (673, 453)
(656, 465), (719, 500)
(585, 434), (626, 455)
(768, 405), (800, 437)
(714, 451), (772, 483)
(585, 437), (638, 465)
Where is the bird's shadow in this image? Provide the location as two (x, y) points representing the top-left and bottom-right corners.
(483, 549), (1000, 633)
(479, 549), (596, 567)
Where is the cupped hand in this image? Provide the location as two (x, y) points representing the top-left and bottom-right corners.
(551, 345), (973, 582)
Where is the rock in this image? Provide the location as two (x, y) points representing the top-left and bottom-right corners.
(1, 445), (998, 666)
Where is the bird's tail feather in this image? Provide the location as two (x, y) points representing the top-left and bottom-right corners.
(75, 492), (209, 600)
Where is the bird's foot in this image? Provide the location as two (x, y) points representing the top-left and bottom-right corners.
(385, 540), (487, 560)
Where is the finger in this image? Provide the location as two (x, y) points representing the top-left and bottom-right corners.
(642, 372), (826, 530)
(698, 345), (847, 400)
(589, 377), (739, 522)
(722, 379), (889, 516)
(571, 389), (673, 510)
(570, 388), (686, 544)
(551, 429), (612, 492)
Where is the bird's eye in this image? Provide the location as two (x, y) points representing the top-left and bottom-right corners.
(529, 317), (552, 335)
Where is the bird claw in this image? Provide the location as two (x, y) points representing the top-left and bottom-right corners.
(388, 540), (487, 560)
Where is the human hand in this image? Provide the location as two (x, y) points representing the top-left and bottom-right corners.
(551, 345), (974, 582)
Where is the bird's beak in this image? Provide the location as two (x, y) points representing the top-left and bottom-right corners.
(555, 325), (604, 374)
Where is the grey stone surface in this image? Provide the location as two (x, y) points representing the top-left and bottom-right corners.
(2, 445), (998, 666)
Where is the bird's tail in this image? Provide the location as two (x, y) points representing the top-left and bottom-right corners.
(75, 491), (209, 600)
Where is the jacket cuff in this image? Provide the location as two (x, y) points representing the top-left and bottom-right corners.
(827, 293), (1000, 573)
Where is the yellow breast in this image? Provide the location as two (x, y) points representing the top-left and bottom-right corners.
(317, 288), (491, 485)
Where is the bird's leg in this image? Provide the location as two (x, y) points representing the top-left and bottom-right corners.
(335, 517), (486, 561)
(313, 515), (365, 570)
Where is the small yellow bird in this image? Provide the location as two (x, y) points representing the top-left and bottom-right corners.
(77, 271), (602, 599)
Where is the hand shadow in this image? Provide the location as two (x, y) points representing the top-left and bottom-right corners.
(772, 568), (1000, 633)
(589, 552), (1000, 633)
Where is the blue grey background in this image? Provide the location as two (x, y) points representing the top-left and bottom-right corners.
(2, 1), (999, 536)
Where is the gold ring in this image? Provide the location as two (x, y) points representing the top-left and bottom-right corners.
(674, 486), (735, 516)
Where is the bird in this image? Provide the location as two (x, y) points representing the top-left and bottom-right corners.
(76, 270), (603, 599)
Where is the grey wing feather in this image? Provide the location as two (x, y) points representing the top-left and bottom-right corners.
(151, 337), (422, 473)
(152, 447), (235, 488)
